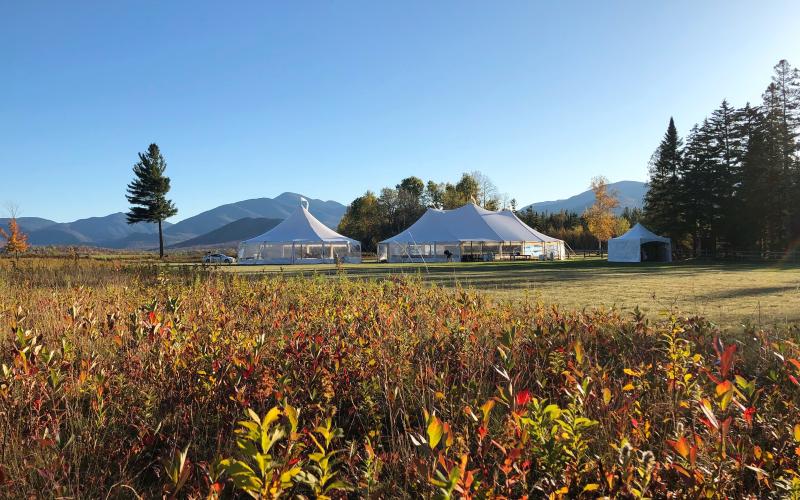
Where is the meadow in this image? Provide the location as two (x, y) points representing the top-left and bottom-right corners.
(2, 257), (800, 498)
(213, 259), (800, 329)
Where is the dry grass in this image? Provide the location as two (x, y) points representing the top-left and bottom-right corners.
(206, 259), (800, 329)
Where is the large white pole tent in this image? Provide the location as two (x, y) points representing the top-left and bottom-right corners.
(237, 198), (362, 265)
(608, 223), (671, 263)
(377, 202), (566, 263)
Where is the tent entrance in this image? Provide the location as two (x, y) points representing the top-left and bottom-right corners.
(641, 241), (670, 262)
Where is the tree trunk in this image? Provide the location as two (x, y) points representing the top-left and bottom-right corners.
(158, 219), (164, 259)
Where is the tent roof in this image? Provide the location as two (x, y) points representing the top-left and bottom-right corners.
(611, 223), (670, 243)
(242, 202), (358, 244)
(380, 203), (564, 244)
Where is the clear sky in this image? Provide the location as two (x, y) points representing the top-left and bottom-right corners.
(2, 1), (799, 222)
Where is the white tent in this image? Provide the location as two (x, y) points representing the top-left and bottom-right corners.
(608, 223), (671, 263)
(237, 199), (361, 264)
(378, 203), (567, 263)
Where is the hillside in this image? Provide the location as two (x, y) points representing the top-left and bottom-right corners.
(164, 193), (346, 242)
(0, 217), (57, 235)
(522, 180), (646, 214)
(8, 193), (345, 249)
(170, 217), (282, 249)
(24, 213), (167, 247)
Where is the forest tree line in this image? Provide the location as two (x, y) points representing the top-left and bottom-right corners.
(338, 169), (640, 252)
(517, 205), (642, 251)
(644, 59), (800, 256)
(337, 172), (513, 252)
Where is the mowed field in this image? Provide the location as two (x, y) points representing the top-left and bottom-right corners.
(202, 258), (800, 329)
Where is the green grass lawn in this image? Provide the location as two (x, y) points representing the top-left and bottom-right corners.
(183, 258), (800, 330)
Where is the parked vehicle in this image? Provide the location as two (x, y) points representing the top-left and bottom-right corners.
(202, 253), (235, 264)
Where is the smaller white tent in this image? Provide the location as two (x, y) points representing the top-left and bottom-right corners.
(608, 223), (671, 263)
(237, 199), (361, 265)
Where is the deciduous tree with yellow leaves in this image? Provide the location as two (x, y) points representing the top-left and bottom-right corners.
(584, 176), (620, 256)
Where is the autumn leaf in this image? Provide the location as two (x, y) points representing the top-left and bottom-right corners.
(715, 380), (732, 396)
(669, 436), (690, 460)
(699, 399), (719, 430)
(427, 415), (444, 449)
(515, 389), (531, 408)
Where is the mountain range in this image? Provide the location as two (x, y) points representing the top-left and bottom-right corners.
(521, 180), (646, 215)
(3, 193), (346, 250)
(169, 217), (282, 249)
(4, 182), (647, 250)
(164, 192), (345, 242)
(1, 214), (167, 248)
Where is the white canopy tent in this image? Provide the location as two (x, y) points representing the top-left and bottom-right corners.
(378, 203), (566, 263)
(237, 199), (361, 264)
(608, 223), (671, 263)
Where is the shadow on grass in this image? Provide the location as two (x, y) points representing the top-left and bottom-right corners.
(700, 285), (800, 300)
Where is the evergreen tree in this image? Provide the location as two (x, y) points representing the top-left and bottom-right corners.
(680, 101), (742, 255)
(643, 60), (800, 255)
(731, 103), (779, 251)
(762, 60), (800, 244)
(125, 143), (178, 258)
(621, 207), (644, 226)
(644, 118), (684, 246)
(708, 100), (741, 250)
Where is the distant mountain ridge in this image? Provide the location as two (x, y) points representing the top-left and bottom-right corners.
(169, 217), (282, 249)
(0, 217), (57, 233)
(165, 193), (345, 241)
(522, 180), (646, 215)
(3, 213), (166, 248)
(7, 193), (346, 250)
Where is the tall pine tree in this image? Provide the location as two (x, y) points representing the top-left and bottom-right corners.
(708, 100), (741, 250)
(762, 60), (800, 244)
(680, 121), (715, 255)
(644, 117), (684, 247)
(645, 60), (800, 256)
(125, 143), (178, 258)
(736, 104), (773, 250)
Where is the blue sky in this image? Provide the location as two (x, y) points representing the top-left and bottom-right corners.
(2, 1), (799, 222)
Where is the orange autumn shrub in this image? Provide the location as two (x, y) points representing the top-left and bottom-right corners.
(1, 260), (799, 498)
(0, 218), (29, 255)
